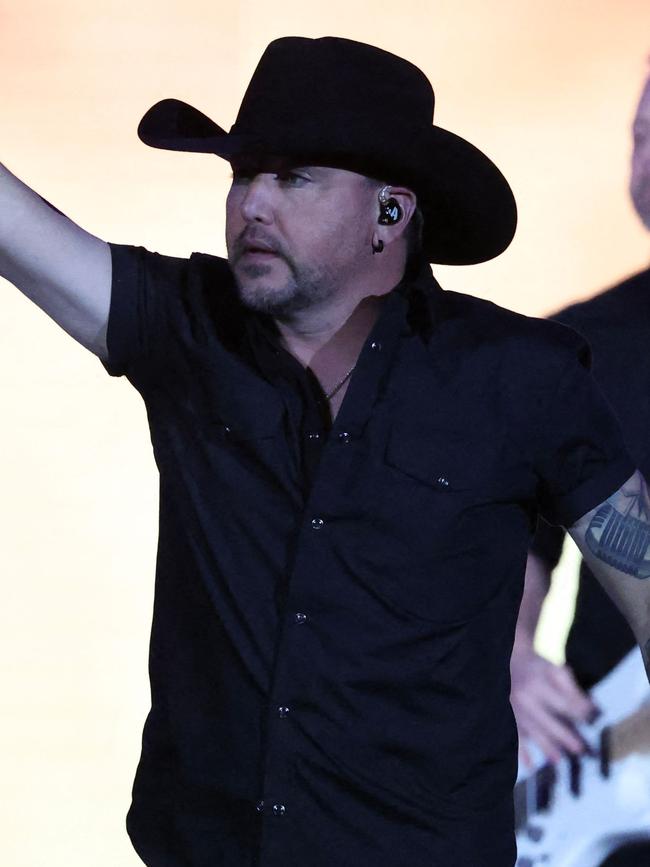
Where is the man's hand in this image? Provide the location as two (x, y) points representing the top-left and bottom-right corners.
(510, 549), (596, 766)
(510, 644), (598, 767)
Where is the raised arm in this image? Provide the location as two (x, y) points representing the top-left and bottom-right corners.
(0, 162), (111, 357)
(568, 470), (650, 681)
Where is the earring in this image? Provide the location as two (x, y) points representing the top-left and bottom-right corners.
(372, 239), (384, 254)
(378, 185), (402, 225)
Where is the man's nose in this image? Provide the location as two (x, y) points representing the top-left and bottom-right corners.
(240, 175), (275, 224)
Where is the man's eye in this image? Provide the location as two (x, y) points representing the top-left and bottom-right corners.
(275, 171), (309, 186)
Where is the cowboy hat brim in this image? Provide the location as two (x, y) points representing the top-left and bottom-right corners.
(138, 98), (516, 266)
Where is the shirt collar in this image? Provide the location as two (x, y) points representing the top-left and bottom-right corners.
(394, 256), (444, 342)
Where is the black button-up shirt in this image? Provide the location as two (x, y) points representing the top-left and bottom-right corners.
(104, 245), (633, 867)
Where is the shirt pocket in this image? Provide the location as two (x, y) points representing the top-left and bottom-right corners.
(384, 427), (489, 493)
(185, 352), (286, 444)
(362, 427), (509, 624)
(190, 369), (289, 489)
(146, 355), (287, 485)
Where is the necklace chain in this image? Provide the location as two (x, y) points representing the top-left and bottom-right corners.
(324, 365), (356, 401)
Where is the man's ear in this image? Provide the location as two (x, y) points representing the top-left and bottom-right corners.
(374, 185), (418, 246)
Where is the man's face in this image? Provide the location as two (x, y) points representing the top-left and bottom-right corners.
(631, 75), (650, 230)
(225, 158), (377, 317)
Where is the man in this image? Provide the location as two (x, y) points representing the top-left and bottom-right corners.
(1, 36), (650, 867)
(511, 70), (650, 866)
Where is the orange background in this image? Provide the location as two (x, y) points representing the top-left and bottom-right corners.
(1, 2), (649, 864)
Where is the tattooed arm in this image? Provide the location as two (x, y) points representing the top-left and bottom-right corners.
(568, 470), (650, 681)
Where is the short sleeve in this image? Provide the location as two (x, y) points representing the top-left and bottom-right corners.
(535, 338), (635, 528)
(102, 243), (189, 378)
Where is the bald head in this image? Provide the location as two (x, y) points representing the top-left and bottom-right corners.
(631, 73), (650, 230)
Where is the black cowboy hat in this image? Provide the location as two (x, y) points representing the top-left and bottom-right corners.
(138, 36), (517, 265)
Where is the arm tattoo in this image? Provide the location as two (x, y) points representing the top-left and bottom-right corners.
(585, 475), (650, 579)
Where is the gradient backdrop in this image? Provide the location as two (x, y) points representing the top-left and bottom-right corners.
(1, 2), (649, 864)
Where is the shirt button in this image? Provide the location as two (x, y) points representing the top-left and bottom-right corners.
(256, 800), (265, 813)
(311, 517), (324, 530)
(277, 706), (290, 718)
(272, 804), (286, 816)
(370, 340), (382, 351)
(294, 612), (308, 624)
(307, 431), (321, 440)
(338, 431), (351, 444)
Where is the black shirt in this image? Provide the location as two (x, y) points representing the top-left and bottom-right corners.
(104, 244), (633, 867)
(530, 268), (650, 689)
